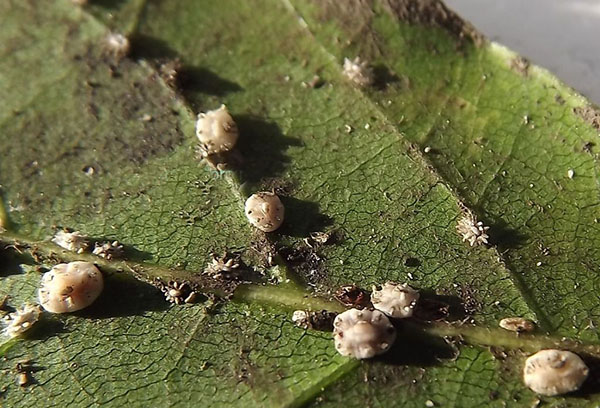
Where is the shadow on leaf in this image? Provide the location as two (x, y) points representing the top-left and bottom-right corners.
(0, 246), (34, 277)
(375, 321), (457, 366)
(414, 291), (466, 322)
(89, 0), (129, 9)
(75, 272), (168, 318)
(178, 66), (243, 109)
(128, 33), (242, 108)
(277, 196), (333, 238)
(372, 64), (400, 90)
(234, 115), (302, 184)
(129, 33), (178, 60)
(25, 315), (67, 341)
(575, 354), (600, 397)
(486, 218), (528, 250)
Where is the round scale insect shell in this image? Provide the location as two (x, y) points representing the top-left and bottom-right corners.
(38, 261), (104, 313)
(244, 192), (285, 232)
(195, 104), (239, 155)
(333, 308), (396, 359)
(523, 349), (589, 396)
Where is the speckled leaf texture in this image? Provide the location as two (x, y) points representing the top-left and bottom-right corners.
(1, 0), (599, 407)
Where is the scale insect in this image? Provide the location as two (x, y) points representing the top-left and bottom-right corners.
(195, 105), (239, 156)
(342, 56), (373, 87)
(38, 261), (104, 313)
(523, 349), (589, 396)
(333, 308), (396, 359)
(456, 213), (489, 246)
(371, 282), (420, 318)
(244, 192), (285, 232)
(2, 304), (41, 338)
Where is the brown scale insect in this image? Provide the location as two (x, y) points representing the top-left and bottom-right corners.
(334, 285), (371, 308)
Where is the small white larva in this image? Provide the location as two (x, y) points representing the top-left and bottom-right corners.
(52, 230), (88, 254)
(333, 308), (396, 359)
(244, 192), (284, 232)
(456, 214), (489, 246)
(106, 32), (130, 59)
(2, 304), (41, 338)
(38, 261), (104, 313)
(523, 349), (588, 396)
(92, 240), (124, 260)
(342, 57), (373, 87)
(195, 104), (239, 156)
(371, 282), (420, 318)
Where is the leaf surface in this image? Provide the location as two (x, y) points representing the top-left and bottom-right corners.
(1, 0), (599, 407)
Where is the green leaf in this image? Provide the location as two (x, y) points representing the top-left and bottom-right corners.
(1, 0), (600, 406)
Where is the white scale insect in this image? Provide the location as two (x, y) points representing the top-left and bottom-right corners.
(105, 33), (130, 59)
(371, 282), (420, 318)
(333, 308), (396, 359)
(244, 192), (285, 232)
(38, 261), (104, 313)
(456, 214), (489, 246)
(195, 105), (239, 156)
(2, 304), (41, 338)
(52, 230), (88, 254)
(342, 56), (373, 87)
(523, 349), (588, 396)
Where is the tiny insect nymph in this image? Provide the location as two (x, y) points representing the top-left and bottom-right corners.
(342, 57), (373, 87)
(456, 213), (489, 246)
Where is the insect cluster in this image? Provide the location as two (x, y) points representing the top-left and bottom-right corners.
(294, 282), (419, 360)
(0, 39), (592, 402)
(2, 261), (106, 340)
(52, 230), (125, 260)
